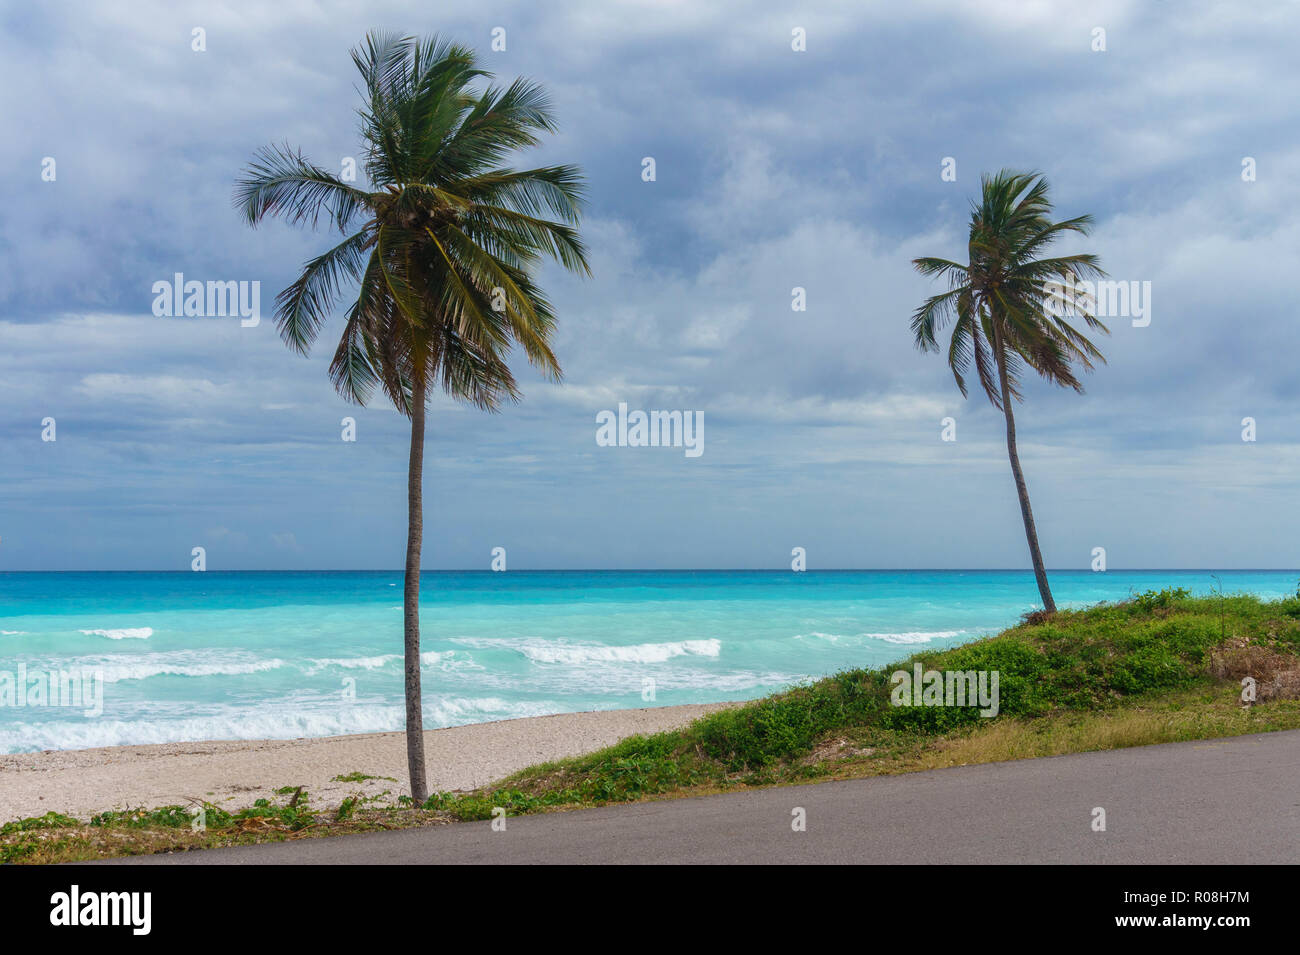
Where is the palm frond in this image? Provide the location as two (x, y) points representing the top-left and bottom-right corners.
(914, 169), (1106, 409)
(240, 29), (588, 416)
(233, 145), (370, 230)
(274, 227), (373, 355)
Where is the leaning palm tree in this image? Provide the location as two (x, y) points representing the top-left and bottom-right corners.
(234, 32), (590, 804)
(911, 170), (1106, 614)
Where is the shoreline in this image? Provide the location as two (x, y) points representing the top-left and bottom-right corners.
(0, 702), (739, 823)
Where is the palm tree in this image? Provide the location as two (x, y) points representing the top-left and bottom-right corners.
(233, 33), (590, 804)
(911, 170), (1106, 614)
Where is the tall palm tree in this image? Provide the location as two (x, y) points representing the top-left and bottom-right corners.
(233, 32), (590, 804)
(911, 170), (1106, 614)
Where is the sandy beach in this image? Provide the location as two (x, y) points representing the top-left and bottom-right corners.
(0, 702), (736, 822)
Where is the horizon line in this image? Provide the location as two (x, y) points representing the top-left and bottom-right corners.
(1, 568), (1297, 574)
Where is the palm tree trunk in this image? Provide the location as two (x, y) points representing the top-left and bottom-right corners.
(404, 374), (429, 805)
(996, 353), (1057, 614)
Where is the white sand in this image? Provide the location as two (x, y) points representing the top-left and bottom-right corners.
(0, 703), (737, 822)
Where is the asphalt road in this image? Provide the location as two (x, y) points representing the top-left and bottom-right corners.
(110, 729), (1300, 864)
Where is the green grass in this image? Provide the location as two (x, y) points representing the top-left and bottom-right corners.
(7, 588), (1300, 860)
(331, 772), (398, 784)
(0, 785), (447, 865)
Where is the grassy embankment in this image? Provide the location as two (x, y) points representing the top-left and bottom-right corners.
(6, 588), (1300, 863)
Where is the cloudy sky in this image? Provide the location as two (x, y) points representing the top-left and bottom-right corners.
(2, 0), (1297, 571)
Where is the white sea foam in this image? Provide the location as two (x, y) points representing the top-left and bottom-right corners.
(797, 631), (847, 642)
(17, 651), (288, 684)
(653, 669), (807, 692)
(0, 706), (404, 752)
(797, 630), (961, 645)
(78, 627), (153, 640)
(0, 630), (25, 635)
(100, 658), (285, 683)
(865, 630), (962, 644)
(516, 638), (722, 665)
(420, 650), (484, 671)
(303, 651), (482, 674)
(305, 654), (398, 672)
(423, 695), (558, 724)
(0, 695), (565, 752)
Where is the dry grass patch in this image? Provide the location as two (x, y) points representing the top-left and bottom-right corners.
(915, 692), (1300, 771)
(1209, 642), (1300, 703)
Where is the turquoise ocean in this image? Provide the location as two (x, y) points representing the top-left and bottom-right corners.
(0, 569), (1295, 753)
